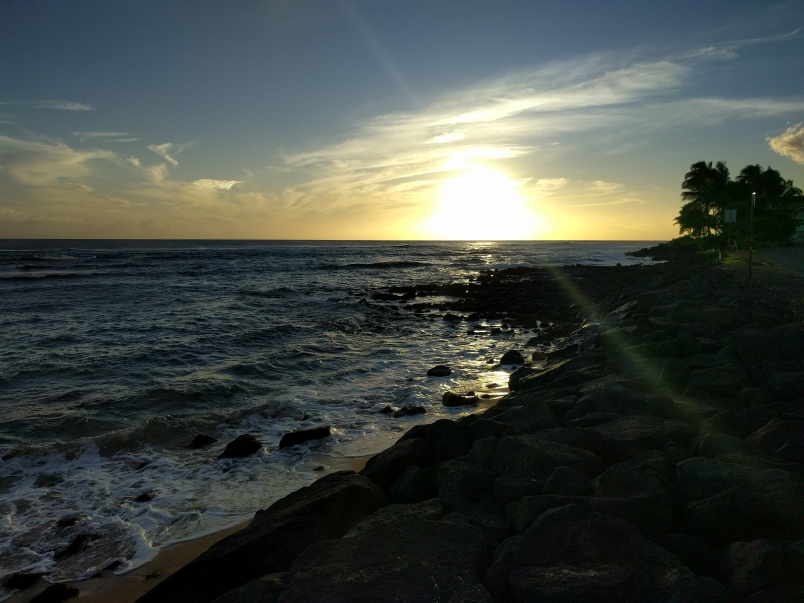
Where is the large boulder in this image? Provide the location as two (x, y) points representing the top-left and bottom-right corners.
(491, 435), (604, 480)
(683, 365), (749, 398)
(720, 539), (804, 601)
(360, 437), (429, 491)
(209, 573), (285, 603)
(588, 415), (694, 463)
(493, 403), (557, 434)
(686, 471), (804, 545)
(278, 426), (330, 450)
(135, 472), (386, 603)
(218, 434), (262, 459)
(484, 504), (726, 603)
(746, 419), (804, 455)
(278, 520), (491, 603)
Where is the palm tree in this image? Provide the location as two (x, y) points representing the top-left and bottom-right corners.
(675, 161), (731, 238)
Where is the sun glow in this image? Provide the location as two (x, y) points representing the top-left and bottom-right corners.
(425, 167), (539, 240)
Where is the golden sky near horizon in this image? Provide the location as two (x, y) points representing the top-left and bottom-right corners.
(2, 2), (804, 240)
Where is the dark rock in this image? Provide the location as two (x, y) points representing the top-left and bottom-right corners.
(209, 573), (286, 603)
(660, 358), (690, 393)
(491, 435), (604, 479)
(545, 343), (579, 362)
(398, 419), (474, 465)
(427, 364), (452, 377)
(721, 539), (804, 600)
(624, 340), (679, 359)
(135, 472), (386, 603)
(190, 434), (218, 449)
(388, 465), (438, 503)
(683, 364), (750, 398)
(767, 372), (804, 400)
(345, 499), (443, 537)
(775, 439), (804, 463)
(3, 572), (41, 590)
(663, 533), (719, 576)
(699, 433), (755, 457)
(740, 582), (804, 602)
(588, 415), (694, 463)
(499, 350), (525, 365)
(530, 426), (604, 457)
(508, 366), (536, 390)
(442, 391), (479, 407)
(506, 488), (674, 542)
(677, 332), (702, 357)
(468, 418), (512, 441)
(746, 419), (804, 455)
(30, 584), (79, 603)
(443, 313), (462, 321)
(55, 515), (82, 528)
(392, 404), (426, 418)
(493, 403), (556, 433)
(217, 434), (262, 459)
(378, 405), (395, 414)
(686, 471), (804, 545)
(134, 491), (155, 503)
(676, 457), (783, 504)
(361, 437), (429, 491)
(278, 520), (490, 603)
(685, 353), (731, 369)
(566, 411), (621, 428)
(438, 463), (497, 511)
(493, 475), (544, 504)
(542, 466), (593, 496)
(485, 504), (726, 603)
(278, 426), (331, 450)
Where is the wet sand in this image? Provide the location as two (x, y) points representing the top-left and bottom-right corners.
(7, 455), (371, 603)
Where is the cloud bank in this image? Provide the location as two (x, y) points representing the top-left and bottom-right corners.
(768, 123), (804, 165)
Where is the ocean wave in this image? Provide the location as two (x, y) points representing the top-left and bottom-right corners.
(318, 260), (429, 270)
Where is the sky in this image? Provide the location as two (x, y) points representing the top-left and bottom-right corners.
(1, 0), (804, 240)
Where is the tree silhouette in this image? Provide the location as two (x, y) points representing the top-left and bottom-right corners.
(675, 161), (802, 245)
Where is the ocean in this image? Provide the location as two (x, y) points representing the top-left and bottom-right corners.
(0, 240), (657, 590)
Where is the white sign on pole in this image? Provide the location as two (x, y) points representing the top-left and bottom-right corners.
(724, 209), (737, 223)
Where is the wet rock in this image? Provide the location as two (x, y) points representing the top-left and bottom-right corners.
(467, 417), (511, 441)
(443, 313), (462, 321)
(491, 435), (604, 479)
(378, 405), (395, 414)
(278, 426), (331, 450)
(767, 372), (804, 400)
(442, 391), (479, 407)
(508, 366), (536, 390)
(398, 419), (474, 465)
(698, 432), (755, 457)
(530, 426), (604, 457)
(426, 364), (452, 377)
(135, 471), (385, 603)
(721, 539), (804, 600)
(683, 364), (750, 398)
(134, 491), (155, 503)
(209, 573), (286, 603)
(499, 350), (525, 365)
(30, 584), (79, 603)
(392, 404), (426, 418)
(485, 504), (726, 603)
(542, 466), (593, 496)
(3, 572), (41, 590)
(55, 515), (82, 529)
(625, 340), (679, 359)
(588, 415), (694, 463)
(217, 434), (262, 459)
(676, 457), (782, 504)
(388, 465), (438, 504)
(676, 332), (702, 357)
(278, 520), (490, 603)
(190, 434), (218, 449)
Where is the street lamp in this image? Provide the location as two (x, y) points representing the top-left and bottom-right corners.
(749, 192), (756, 282)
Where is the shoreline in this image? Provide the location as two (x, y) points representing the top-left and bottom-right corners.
(5, 455), (371, 603)
(9, 253), (804, 602)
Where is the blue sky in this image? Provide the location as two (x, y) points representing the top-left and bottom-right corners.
(1, 0), (803, 239)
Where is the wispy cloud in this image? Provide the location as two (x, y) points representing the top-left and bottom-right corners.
(768, 123), (804, 165)
(147, 142), (187, 167)
(193, 179), (241, 190)
(0, 135), (114, 186)
(75, 131), (137, 143)
(33, 100), (94, 111)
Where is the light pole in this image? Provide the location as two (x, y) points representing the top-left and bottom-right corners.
(749, 192), (756, 282)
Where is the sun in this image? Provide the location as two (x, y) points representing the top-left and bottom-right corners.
(425, 167), (538, 240)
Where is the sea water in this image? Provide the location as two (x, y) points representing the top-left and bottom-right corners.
(0, 240), (657, 590)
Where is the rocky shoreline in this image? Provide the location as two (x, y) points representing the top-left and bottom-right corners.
(16, 255), (804, 603)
